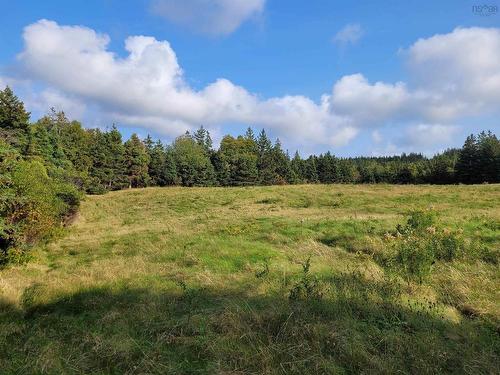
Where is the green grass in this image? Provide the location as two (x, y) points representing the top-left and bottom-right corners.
(1, 184), (499, 374)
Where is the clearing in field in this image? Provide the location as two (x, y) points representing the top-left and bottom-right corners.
(1, 184), (499, 374)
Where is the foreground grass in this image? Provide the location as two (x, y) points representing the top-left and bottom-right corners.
(1, 184), (499, 374)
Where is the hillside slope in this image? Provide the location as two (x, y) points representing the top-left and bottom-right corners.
(1, 184), (499, 374)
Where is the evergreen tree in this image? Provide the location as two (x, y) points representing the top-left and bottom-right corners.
(57, 118), (92, 175)
(427, 149), (458, 184)
(317, 152), (338, 183)
(193, 126), (213, 154)
(244, 127), (256, 142)
(477, 131), (500, 183)
(28, 112), (68, 167)
(271, 139), (294, 184)
(106, 126), (128, 190)
(163, 147), (179, 185)
(256, 129), (272, 158)
(456, 135), (479, 184)
(304, 156), (319, 183)
(87, 129), (112, 193)
(144, 134), (154, 154)
(171, 135), (215, 187)
(124, 134), (150, 188)
(0, 86), (31, 153)
(256, 129), (278, 184)
(291, 151), (305, 183)
(28, 121), (53, 162)
(218, 135), (258, 186)
(148, 140), (179, 186)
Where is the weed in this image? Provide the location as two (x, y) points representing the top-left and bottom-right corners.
(289, 256), (324, 301)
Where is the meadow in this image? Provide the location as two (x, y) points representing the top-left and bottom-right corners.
(0, 184), (499, 374)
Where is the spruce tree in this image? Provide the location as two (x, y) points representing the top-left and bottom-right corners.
(171, 135), (215, 187)
(106, 126), (128, 190)
(163, 147), (179, 185)
(304, 156), (319, 183)
(477, 131), (500, 183)
(0, 87), (31, 153)
(124, 134), (150, 188)
(148, 140), (172, 186)
(193, 126), (213, 154)
(456, 135), (479, 184)
(218, 135), (258, 186)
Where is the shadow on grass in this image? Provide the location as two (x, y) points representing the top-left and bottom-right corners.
(0, 274), (498, 375)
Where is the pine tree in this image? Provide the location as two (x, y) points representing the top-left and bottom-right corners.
(0, 86), (31, 153)
(58, 119), (92, 175)
(163, 147), (179, 185)
(28, 112), (69, 167)
(271, 139), (294, 184)
(317, 152), (338, 183)
(256, 129), (277, 184)
(256, 129), (272, 158)
(193, 126), (213, 154)
(124, 134), (150, 188)
(304, 156), (319, 183)
(245, 127), (255, 141)
(218, 135), (258, 186)
(106, 126), (128, 190)
(456, 134), (479, 184)
(171, 135), (215, 187)
(477, 131), (500, 183)
(427, 149), (458, 184)
(148, 140), (174, 186)
(291, 151), (305, 183)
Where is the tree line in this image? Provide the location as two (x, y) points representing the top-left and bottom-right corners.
(0, 86), (499, 264)
(2, 86), (499, 192)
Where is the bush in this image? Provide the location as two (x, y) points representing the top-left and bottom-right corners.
(0, 141), (81, 266)
(289, 256), (324, 301)
(384, 210), (468, 283)
(397, 209), (437, 235)
(387, 235), (435, 284)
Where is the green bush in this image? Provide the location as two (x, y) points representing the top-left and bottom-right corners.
(0, 141), (81, 266)
(384, 210), (468, 283)
(289, 256), (324, 301)
(388, 235), (435, 283)
(396, 209), (436, 235)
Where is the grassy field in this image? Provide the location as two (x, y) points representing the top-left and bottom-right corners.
(1, 184), (499, 374)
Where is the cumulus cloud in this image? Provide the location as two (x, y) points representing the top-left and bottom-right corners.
(331, 74), (409, 126)
(12, 20), (500, 153)
(333, 23), (364, 46)
(151, 0), (265, 35)
(406, 27), (500, 119)
(400, 124), (460, 148)
(331, 27), (500, 134)
(17, 19), (352, 147)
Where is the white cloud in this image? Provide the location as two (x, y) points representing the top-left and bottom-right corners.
(331, 74), (409, 126)
(17, 19), (351, 148)
(151, 0), (265, 36)
(333, 23), (364, 46)
(400, 124), (460, 148)
(406, 27), (500, 120)
(12, 20), (500, 154)
(331, 27), (500, 141)
(370, 124), (461, 157)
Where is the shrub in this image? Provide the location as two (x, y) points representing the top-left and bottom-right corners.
(384, 210), (468, 283)
(289, 256), (324, 301)
(0, 141), (81, 266)
(396, 209), (436, 235)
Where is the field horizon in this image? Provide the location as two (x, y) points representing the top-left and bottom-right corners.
(1, 184), (499, 374)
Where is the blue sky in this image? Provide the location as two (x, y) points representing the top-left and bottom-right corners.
(1, 0), (499, 156)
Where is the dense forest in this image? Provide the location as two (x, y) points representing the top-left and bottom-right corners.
(0, 86), (499, 265)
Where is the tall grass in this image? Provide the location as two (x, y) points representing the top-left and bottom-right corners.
(0, 184), (498, 374)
